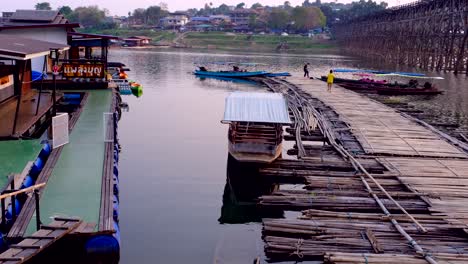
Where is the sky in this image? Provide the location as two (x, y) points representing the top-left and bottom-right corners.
(4, 0), (416, 16)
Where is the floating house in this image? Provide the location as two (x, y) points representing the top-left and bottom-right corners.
(123, 36), (151, 46)
(0, 10), (79, 73)
(0, 33), (125, 262)
(0, 35), (69, 139)
(222, 92), (291, 163)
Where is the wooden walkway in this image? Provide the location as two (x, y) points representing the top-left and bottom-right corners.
(288, 76), (468, 158)
(256, 76), (468, 263)
(0, 217), (81, 264)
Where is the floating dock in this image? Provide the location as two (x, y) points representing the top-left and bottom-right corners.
(254, 76), (468, 263)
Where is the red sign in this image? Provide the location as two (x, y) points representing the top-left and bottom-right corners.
(52, 65), (60, 76)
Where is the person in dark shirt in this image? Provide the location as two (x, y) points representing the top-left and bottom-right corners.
(303, 63), (310, 78)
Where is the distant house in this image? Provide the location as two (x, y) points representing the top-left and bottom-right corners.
(123, 36), (152, 46)
(209, 15), (231, 24)
(0, 10), (79, 72)
(190, 17), (210, 24)
(160, 13), (189, 29)
(228, 9), (257, 31)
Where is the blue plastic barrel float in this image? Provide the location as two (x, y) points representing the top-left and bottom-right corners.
(31, 71), (44, 81)
(0, 233), (6, 251)
(113, 197), (119, 222)
(29, 157), (44, 179)
(85, 234), (120, 259)
(38, 143), (51, 161)
(20, 175), (34, 189)
(113, 166), (118, 179)
(5, 199), (22, 221)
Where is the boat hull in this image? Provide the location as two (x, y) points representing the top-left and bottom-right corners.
(228, 142), (282, 163)
(194, 70), (268, 78)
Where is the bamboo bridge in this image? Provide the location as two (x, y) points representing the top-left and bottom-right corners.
(248, 76), (468, 263)
(333, 0), (468, 74)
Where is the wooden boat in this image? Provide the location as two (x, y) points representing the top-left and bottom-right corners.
(228, 122), (283, 163)
(194, 70), (268, 78)
(320, 76), (401, 87)
(339, 82), (442, 95)
(222, 92), (291, 163)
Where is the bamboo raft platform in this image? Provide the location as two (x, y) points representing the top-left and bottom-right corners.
(253, 75), (468, 263)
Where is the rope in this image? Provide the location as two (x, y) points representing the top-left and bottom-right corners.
(289, 238), (304, 259)
(362, 253), (369, 264)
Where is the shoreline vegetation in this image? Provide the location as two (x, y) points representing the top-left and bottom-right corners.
(83, 29), (338, 53)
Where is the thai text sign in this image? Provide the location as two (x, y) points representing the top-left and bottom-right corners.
(62, 63), (104, 78)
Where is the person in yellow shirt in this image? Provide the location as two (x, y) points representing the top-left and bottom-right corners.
(326, 70), (334, 92)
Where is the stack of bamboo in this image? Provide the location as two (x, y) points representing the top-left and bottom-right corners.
(264, 210), (468, 261)
(259, 190), (427, 212)
(324, 252), (468, 264)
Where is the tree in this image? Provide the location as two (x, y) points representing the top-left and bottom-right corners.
(146, 6), (167, 25)
(291, 6), (325, 32)
(236, 2), (245, 9)
(131, 8), (147, 24)
(337, 0), (388, 22)
(68, 6), (106, 28)
(215, 4), (230, 14)
(58, 6), (72, 18)
(267, 8), (290, 30)
(35, 2), (52, 10)
(159, 2), (169, 11)
(251, 3), (262, 9)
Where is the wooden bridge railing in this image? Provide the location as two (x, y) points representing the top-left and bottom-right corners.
(333, 0), (468, 74)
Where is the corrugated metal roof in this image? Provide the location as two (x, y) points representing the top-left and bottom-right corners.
(223, 92), (291, 124)
(0, 35), (69, 60)
(10, 10), (58, 22)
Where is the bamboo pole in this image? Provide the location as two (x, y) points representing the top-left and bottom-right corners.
(0, 183), (46, 200)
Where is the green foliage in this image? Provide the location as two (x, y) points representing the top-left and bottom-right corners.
(68, 6), (106, 28)
(307, 0), (388, 25)
(251, 3), (262, 9)
(129, 5), (168, 25)
(146, 6), (168, 25)
(267, 8), (289, 30)
(58, 6), (72, 17)
(35, 2), (52, 10)
(236, 2), (245, 9)
(291, 6), (325, 31)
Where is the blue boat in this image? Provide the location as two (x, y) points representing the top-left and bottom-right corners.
(266, 72), (291, 77)
(194, 70), (268, 78)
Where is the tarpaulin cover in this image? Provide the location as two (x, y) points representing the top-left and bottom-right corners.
(223, 92), (291, 124)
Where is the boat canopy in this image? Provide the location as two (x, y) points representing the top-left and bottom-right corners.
(222, 92), (292, 124)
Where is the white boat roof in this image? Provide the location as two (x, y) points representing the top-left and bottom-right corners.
(222, 92), (292, 124)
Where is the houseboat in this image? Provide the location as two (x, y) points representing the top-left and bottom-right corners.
(222, 92), (291, 163)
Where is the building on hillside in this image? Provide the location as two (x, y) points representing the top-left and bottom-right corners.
(0, 10), (79, 72)
(160, 13), (189, 29)
(190, 17), (210, 24)
(209, 15), (231, 24)
(228, 9), (257, 31)
(123, 36), (152, 46)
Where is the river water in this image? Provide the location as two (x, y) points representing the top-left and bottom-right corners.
(110, 49), (468, 263)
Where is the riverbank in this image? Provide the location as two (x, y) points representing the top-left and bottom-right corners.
(82, 29), (337, 53)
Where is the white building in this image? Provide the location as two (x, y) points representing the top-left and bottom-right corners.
(160, 15), (189, 28)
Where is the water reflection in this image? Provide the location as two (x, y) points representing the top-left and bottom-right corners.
(219, 155), (282, 224)
(110, 48), (468, 263)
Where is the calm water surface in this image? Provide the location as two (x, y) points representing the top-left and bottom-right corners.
(110, 49), (468, 263)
